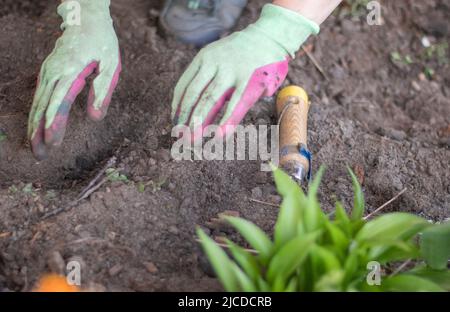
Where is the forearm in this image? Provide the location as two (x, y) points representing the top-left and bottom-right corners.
(273, 0), (342, 25)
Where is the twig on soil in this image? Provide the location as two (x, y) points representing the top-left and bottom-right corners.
(40, 156), (117, 220)
(195, 238), (258, 255)
(0, 113), (22, 118)
(364, 188), (407, 220)
(249, 198), (279, 208)
(0, 232), (11, 239)
(76, 177), (109, 202)
(301, 46), (329, 81)
(390, 259), (412, 277)
(77, 156), (116, 200)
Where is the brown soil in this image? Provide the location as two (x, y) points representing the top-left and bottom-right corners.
(0, 0), (449, 291)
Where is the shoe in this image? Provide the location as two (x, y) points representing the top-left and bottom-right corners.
(159, 0), (247, 47)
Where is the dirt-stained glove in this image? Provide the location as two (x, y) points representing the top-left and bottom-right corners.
(171, 4), (319, 140)
(28, 0), (121, 160)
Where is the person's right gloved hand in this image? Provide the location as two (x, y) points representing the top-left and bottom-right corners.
(171, 4), (319, 141)
(28, 0), (121, 160)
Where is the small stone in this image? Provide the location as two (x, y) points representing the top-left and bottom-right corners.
(156, 149), (171, 162)
(254, 172), (268, 184)
(418, 72), (427, 81)
(251, 187), (263, 199)
(109, 264), (123, 277)
(387, 129), (407, 141)
(47, 251), (65, 274)
(268, 195), (282, 205)
(107, 231), (116, 240)
(168, 225), (179, 235)
(391, 176), (404, 191)
(83, 282), (107, 292)
(143, 262), (158, 274)
(37, 203), (45, 213)
(411, 80), (421, 92)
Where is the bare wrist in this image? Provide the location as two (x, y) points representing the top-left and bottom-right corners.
(273, 0), (342, 25)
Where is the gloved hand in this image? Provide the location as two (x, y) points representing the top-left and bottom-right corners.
(171, 4), (319, 140)
(28, 0), (121, 160)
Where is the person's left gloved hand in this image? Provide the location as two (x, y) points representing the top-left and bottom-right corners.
(28, 0), (121, 160)
(171, 4), (319, 140)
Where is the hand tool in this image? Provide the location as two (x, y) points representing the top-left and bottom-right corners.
(276, 85), (312, 183)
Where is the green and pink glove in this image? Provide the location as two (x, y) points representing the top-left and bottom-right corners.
(28, 0), (121, 160)
(171, 3), (319, 140)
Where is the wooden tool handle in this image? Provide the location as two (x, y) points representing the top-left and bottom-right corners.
(276, 86), (310, 176)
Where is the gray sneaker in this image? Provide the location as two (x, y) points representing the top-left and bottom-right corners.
(160, 0), (247, 47)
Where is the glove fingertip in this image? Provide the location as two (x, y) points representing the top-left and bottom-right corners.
(31, 119), (49, 161)
(87, 61), (121, 121)
(87, 90), (109, 121)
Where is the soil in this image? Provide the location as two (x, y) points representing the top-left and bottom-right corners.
(0, 0), (449, 291)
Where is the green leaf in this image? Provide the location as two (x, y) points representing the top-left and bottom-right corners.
(304, 198), (325, 234)
(408, 266), (450, 291)
(348, 167), (364, 220)
(303, 167), (326, 233)
(0, 129), (7, 142)
(22, 183), (34, 194)
(225, 216), (273, 261)
(343, 252), (359, 288)
(308, 166), (325, 199)
(367, 240), (419, 263)
(390, 51), (402, 62)
(314, 270), (345, 292)
(310, 245), (342, 274)
(334, 201), (351, 236)
(196, 228), (239, 291)
(137, 182), (146, 193)
(325, 221), (349, 254)
(285, 278), (298, 292)
(256, 276), (271, 292)
(225, 239), (260, 280)
(272, 167), (305, 247)
(381, 275), (445, 292)
(267, 235), (315, 283)
(230, 263), (257, 292)
(421, 222), (450, 270)
(272, 275), (287, 292)
(356, 213), (428, 243)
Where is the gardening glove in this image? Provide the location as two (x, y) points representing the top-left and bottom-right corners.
(171, 4), (319, 140)
(28, 0), (121, 160)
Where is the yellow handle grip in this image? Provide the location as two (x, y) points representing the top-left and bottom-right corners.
(276, 86), (310, 179)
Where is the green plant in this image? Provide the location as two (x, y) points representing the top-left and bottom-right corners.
(423, 42), (448, 65)
(106, 168), (129, 183)
(390, 51), (414, 65)
(341, 0), (372, 18)
(0, 129), (7, 142)
(198, 166), (450, 292)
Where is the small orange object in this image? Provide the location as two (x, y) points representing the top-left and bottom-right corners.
(33, 274), (80, 292)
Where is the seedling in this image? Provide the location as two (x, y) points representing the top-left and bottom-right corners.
(106, 168), (129, 183)
(390, 51), (414, 65)
(0, 130), (6, 142)
(198, 166), (450, 292)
